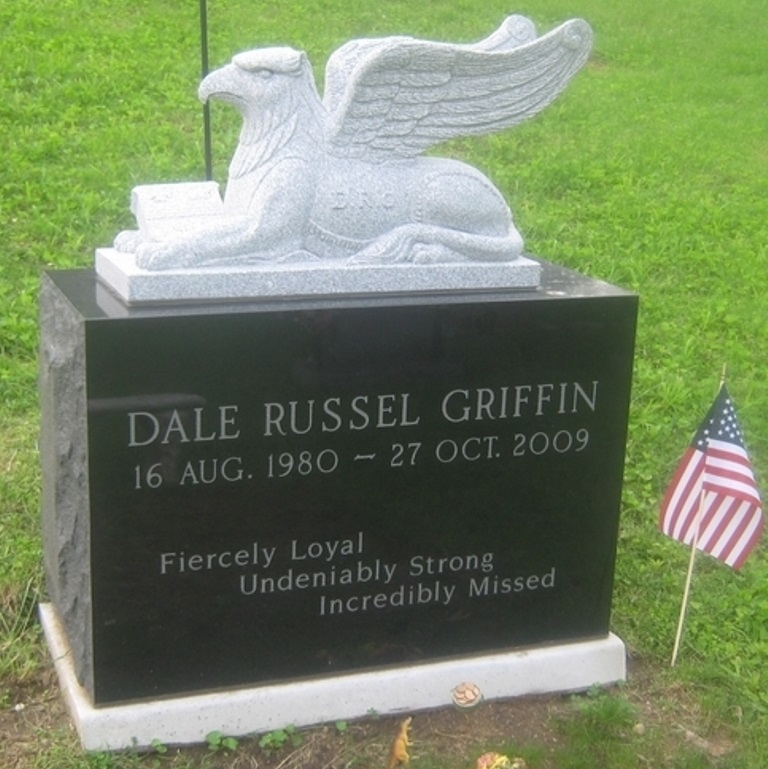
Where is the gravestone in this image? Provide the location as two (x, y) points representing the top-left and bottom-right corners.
(40, 263), (635, 747)
(38, 16), (634, 751)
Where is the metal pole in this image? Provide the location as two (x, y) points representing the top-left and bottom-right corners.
(200, 0), (213, 180)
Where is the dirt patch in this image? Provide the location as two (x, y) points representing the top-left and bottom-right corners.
(1, 655), (735, 769)
(3, 671), (567, 768)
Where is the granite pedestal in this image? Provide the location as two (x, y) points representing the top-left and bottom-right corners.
(40, 262), (636, 748)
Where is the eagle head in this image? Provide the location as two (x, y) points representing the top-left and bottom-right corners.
(198, 47), (309, 111)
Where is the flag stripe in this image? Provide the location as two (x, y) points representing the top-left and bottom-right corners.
(660, 448), (704, 539)
(707, 440), (759, 478)
(715, 504), (763, 568)
(703, 441), (762, 504)
(727, 515), (765, 569)
(708, 502), (758, 568)
(699, 496), (746, 555)
(697, 493), (734, 548)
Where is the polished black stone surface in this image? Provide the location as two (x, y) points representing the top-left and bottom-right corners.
(45, 266), (637, 704)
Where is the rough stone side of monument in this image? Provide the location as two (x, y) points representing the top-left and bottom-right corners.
(39, 274), (93, 696)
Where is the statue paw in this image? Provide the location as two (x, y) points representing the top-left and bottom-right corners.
(411, 243), (463, 264)
(114, 229), (143, 253)
(348, 242), (388, 264)
(348, 232), (415, 264)
(276, 250), (320, 263)
(351, 240), (460, 265)
(136, 241), (191, 271)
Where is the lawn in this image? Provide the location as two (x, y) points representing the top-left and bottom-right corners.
(2, 0), (767, 766)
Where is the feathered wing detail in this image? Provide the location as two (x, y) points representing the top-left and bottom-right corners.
(323, 16), (592, 162)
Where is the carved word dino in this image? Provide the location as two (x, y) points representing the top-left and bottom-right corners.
(116, 16), (592, 270)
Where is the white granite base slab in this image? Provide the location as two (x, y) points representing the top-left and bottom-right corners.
(95, 248), (540, 305)
(40, 603), (625, 752)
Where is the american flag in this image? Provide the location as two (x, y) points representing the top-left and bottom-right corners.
(660, 385), (764, 569)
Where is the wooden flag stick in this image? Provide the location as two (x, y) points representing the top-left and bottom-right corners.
(670, 491), (703, 667)
(670, 365), (727, 667)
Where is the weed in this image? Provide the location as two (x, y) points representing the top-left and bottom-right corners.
(206, 730), (239, 751)
(258, 725), (302, 752)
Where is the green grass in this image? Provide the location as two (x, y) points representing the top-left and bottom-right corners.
(2, 0), (768, 766)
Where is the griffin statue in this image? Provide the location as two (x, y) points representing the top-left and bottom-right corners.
(114, 16), (592, 270)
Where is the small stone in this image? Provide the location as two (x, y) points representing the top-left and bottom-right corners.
(451, 681), (483, 708)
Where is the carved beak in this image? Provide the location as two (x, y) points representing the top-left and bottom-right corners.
(198, 68), (225, 103)
(198, 65), (242, 104)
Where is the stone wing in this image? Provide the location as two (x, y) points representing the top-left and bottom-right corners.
(323, 17), (592, 162)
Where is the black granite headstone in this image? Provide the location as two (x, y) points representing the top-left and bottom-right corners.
(40, 264), (636, 705)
